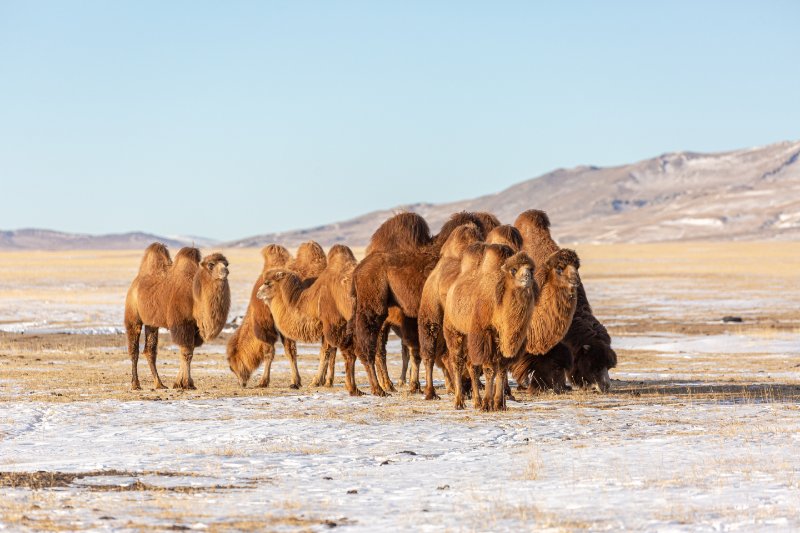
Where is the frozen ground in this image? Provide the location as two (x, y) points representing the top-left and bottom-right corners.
(1, 245), (800, 531)
(2, 393), (799, 532)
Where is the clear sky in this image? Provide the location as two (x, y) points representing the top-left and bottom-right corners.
(1, 1), (798, 241)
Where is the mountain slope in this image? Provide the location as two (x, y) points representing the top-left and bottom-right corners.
(0, 229), (216, 251)
(226, 140), (800, 247)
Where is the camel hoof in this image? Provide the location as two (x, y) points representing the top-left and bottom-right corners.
(256, 380), (270, 388)
(506, 392), (517, 402)
(289, 383), (300, 390)
(154, 383), (166, 390)
(325, 381), (334, 388)
(372, 387), (389, 397)
(424, 390), (440, 401)
(310, 379), (322, 387)
(349, 388), (365, 397)
(131, 382), (142, 391)
(409, 382), (421, 394)
(454, 401), (465, 410)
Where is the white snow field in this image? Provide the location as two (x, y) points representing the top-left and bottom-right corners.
(2, 392), (799, 532)
(1, 244), (800, 531)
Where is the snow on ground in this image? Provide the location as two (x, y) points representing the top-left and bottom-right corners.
(2, 395), (799, 531)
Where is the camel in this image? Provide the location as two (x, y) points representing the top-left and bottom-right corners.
(417, 223), (486, 399)
(125, 243), (231, 390)
(352, 212), (500, 396)
(443, 244), (536, 410)
(227, 242), (328, 389)
(255, 244), (374, 396)
(510, 342), (572, 393)
(514, 210), (617, 392)
(226, 244), (300, 388)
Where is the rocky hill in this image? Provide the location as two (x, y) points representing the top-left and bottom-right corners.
(226, 140), (800, 246)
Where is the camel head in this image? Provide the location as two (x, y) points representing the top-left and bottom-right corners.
(201, 253), (229, 281)
(257, 269), (289, 302)
(541, 249), (580, 294)
(570, 342), (617, 392)
(501, 252), (535, 289)
(227, 350), (252, 388)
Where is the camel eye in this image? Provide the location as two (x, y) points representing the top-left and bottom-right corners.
(510, 268), (517, 275)
(556, 267), (563, 275)
(208, 262), (215, 269)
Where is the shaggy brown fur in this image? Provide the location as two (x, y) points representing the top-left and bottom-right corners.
(418, 223), (486, 400)
(289, 241), (327, 279)
(443, 246), (536, 410)
(485, 224), (523, 250)
(353, 212), (500, 396)
(510, 342), (572, 393)
(514, 209), (617, 392)
(125, 243), (231, 390)
(366, 211), (500, 254)
(226, 244), (303, 388)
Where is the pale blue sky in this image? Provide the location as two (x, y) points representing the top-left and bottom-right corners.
(1, 1), (798, 240)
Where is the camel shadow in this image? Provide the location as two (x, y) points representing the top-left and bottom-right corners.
(610, 379), (800, 403)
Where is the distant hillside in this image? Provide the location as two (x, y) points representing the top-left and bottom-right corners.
(5, 140), (799, 250)
(0, 229), (216, 251)
(225, 140), (800, 247)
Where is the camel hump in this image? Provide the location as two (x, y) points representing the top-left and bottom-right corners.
(486, 224), (523, 251)
(515, 209), (551, 231)
(138, 242), (172, 274)
(367, 211), (432, 254)
(261, 244), (292, 268)
(544, 248), (580, 272)
(175, 246), (202, 263)
(327, 244), (357, 269)
(480, 243), (516, 272)
(292, 241), (327, 278)
(436, 211), (499, 248)
(440, 223), (483, 258)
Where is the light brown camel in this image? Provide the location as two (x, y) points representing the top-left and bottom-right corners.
(125, 243), (230, 390)
(226, 242), (327, 389)
(443, 244), (536, 410)
(352, 211), (501, 396)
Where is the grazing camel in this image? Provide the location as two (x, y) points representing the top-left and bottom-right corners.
(256, 245), (372, 396)
(514, 210), (617, 392)
(227, 242), (327, 389)
(227, 244), (296, 388)
(443, 245), (537, 410)
(352, 211), (500, 396)
(125, 243), (230, 390)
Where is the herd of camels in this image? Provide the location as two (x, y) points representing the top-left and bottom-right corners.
(124, 209), (617, 410)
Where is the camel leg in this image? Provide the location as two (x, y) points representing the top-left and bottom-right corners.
(143, 325), (165, 389)
(126, 321), (142, 391)
(283, 337), (301, 389)
(342, 347), (363, 396)
(363, 359), (388, 397)
(444, 327), (466, 410)
(494, 363), (507, 411)
(311, 343), (330, 387)
(325, 346), (336, 387)
(375, 322), (396, 393)
(503, 372), (516, 402)
(408, 346), (422, 394)
(482, 364), (496, 411)
(399, 343), (409, 385)
(256, 343), (275, 388)
(173, 346), (195, 390)
(423, 356), (440, 400)
(469, 364), (483, 410)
